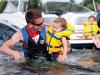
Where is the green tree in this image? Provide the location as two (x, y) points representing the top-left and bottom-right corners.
(0, 0), (7, 13)
(70, 0), (75, 3)
(82, 0), (100, 11)
(27, 0), (42, 10)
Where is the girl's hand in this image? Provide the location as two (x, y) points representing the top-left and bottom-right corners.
(57, 54), (67, 63)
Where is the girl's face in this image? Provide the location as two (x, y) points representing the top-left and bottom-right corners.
(88, 18), (95, 24)
(53, 22), (63, 32)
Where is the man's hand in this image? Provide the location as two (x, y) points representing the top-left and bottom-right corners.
(13, 51), (22, 60)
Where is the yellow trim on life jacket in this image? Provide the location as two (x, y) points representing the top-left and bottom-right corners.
(46, 26), (72, 54)
(83, 21), (99, 36)
(66, 23), (75, 33)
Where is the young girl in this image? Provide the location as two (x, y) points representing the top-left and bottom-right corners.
(83, 16), (99, 39)
(46, 18), (72, 63)
(82, 16), (100, 48)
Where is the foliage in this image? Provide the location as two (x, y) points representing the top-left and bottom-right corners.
(70, 0), (75, 3)
(82, 0), (100, 11)
(0, 0), (7, 13)
(27, 0), (42, 10)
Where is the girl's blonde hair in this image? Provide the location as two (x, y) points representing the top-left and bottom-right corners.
(54, 18), (66, 28)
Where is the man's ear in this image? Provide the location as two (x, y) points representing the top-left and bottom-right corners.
(27, 23), (32, 27)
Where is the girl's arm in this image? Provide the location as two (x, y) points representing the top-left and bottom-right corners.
(61, 37), (70, 57)
(57, 37), (70, 63)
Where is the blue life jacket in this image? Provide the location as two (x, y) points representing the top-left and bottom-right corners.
(21, 25), (52, 61)
(97, 13), (100, 28)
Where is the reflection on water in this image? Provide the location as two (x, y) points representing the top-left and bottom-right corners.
(0, 53), (72, 75)
(0, 50), (100, 75)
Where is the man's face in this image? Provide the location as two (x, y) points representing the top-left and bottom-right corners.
(97, 5), (100, 10)
(97, 5), (100, 13)
(29, 17), (44, 32)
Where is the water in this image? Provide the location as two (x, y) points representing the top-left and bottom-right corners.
(0, 23), (100, 75)
(0, 50), (100, 75)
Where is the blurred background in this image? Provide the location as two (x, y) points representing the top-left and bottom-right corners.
(0, 0), (100, 75)
(0, 0), (100, 13)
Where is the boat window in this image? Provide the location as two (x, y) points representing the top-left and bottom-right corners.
(0, 23), (22, 51)
(43, 2), (92, 15)
(0, 23), (16, 41)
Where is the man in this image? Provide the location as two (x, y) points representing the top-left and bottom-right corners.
(96, 5), (100, 28)
(0, 9), (52, 62)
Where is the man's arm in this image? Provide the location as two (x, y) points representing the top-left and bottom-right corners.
(0, 31), (23, 60)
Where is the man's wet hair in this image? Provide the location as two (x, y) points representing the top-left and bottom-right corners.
(25, 9), (42, 24)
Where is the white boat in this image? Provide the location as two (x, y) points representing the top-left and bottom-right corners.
(42, 2), (98, 49)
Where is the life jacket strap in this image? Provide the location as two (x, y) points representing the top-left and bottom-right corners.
(48, 31), (61, 40)
(21, 27), (29, 45)
(47, 44), (63, 48)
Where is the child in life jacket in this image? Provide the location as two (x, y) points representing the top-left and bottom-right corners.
(46, 18), (72, 63)
(83, 16), (99, 39)
(83, 16), (100, 49)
